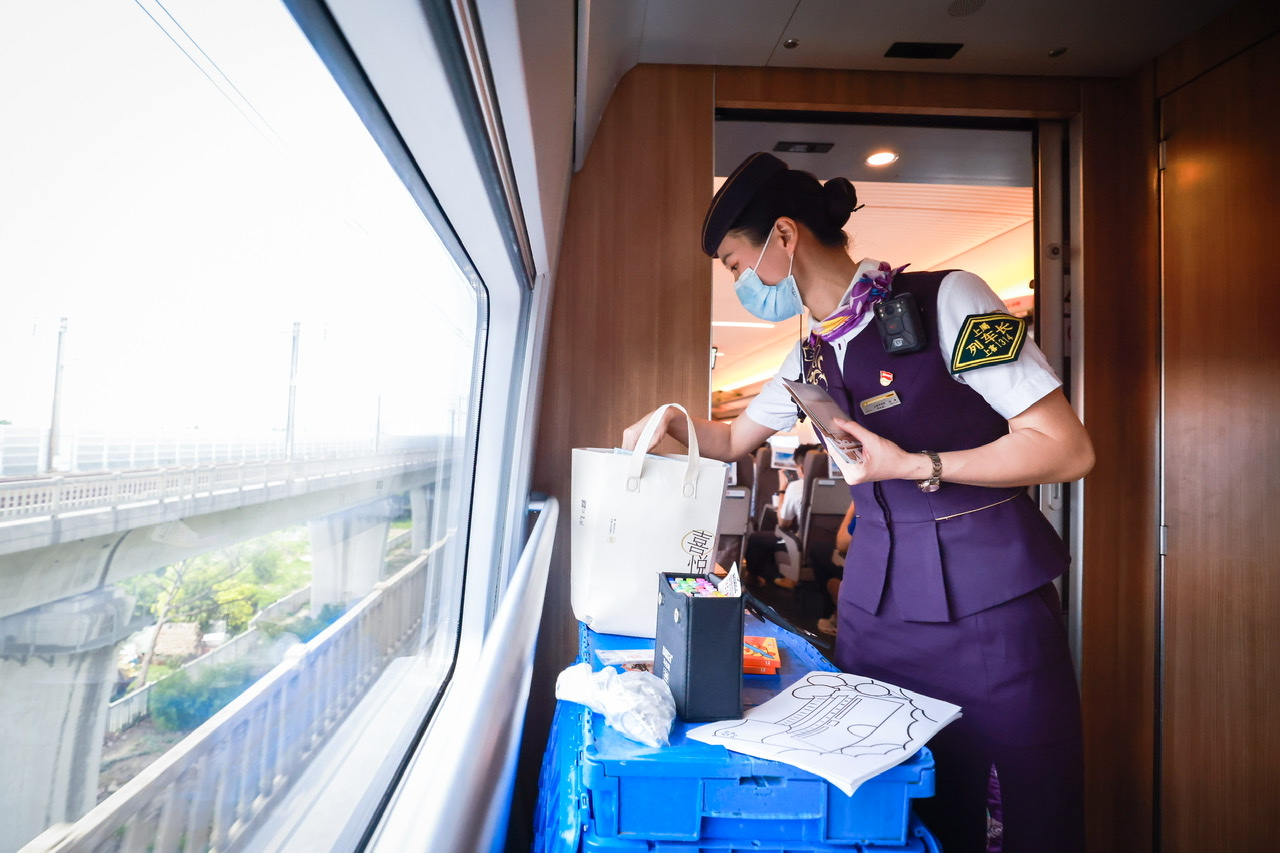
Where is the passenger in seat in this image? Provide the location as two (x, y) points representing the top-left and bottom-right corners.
(742, 444), (816, 588)
(622, 151), (1094, 853)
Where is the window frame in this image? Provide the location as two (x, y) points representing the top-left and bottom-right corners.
(283, 0), (551, 843)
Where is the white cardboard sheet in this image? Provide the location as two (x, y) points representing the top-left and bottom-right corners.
(687, 670), (962, 796)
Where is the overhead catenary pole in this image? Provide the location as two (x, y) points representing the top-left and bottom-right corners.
(46, 317), (68, 472)
(286, 321), (300, 460)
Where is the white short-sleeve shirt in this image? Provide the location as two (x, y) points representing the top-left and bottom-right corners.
(778, 476), (804, 525)
(744, 259), (1062, 432)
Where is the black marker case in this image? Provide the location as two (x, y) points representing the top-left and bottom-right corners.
(653, 572), (743, 722)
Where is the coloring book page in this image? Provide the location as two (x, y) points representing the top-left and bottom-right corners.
(687, 671), (962, 795)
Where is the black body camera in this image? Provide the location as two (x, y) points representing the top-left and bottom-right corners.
(874, 292), (928, 355)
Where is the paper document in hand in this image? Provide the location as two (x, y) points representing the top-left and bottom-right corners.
(686, 671), (961, 796)
(780, 378), (864, 465)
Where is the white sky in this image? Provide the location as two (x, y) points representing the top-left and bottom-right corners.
(0, 0), (478, 437)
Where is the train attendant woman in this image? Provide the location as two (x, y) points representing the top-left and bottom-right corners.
(622, 151), (1094, 853)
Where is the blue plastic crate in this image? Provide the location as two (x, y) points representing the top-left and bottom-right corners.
(534, 698), (589, 853)
(557, 614), (936, 848)
(580, 816), (942, 852)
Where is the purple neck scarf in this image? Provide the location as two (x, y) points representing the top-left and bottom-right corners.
(809, 261), (909, 344)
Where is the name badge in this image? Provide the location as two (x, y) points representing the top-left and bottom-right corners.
(859, 390), (902, 415)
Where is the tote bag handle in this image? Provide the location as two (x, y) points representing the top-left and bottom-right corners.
(627, 403), (702, 497)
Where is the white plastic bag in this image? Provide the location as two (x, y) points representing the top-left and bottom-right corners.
(571, 404), (728, 638)
(555, 662), (676, 748)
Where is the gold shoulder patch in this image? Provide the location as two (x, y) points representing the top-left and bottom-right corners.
(950, 312), (1027, 374)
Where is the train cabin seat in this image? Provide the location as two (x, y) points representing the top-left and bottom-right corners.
(776, 450), (852, 583)
(749, 444), (774, 532)
(714, 455), (755, 570)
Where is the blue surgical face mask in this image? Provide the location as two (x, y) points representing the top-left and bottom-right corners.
(733, 228), (803, 322)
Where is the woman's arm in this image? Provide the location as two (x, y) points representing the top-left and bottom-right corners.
(621, 407), (776, 463)
(835, 500), (856, 553)
(829, 389), (1094, 488)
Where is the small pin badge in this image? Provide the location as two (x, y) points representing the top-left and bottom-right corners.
(879, 370), (894, 386)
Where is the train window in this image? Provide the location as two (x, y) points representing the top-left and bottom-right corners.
(0, 2), (483, 850)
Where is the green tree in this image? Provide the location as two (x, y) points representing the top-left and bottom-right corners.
(124, 539), (290, 685)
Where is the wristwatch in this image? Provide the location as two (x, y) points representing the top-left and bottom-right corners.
(917, 450), (942, 493)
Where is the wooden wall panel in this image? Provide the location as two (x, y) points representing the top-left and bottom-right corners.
(1154, 0), (1280, 97)
(1078, 70), (1161, 853)
(714, 65), (1080, 117)
(525, 62), (714, 752)
(1160, 32), (1280, 850)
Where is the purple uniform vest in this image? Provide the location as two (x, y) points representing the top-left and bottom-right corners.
(811, 270), (1069, 622)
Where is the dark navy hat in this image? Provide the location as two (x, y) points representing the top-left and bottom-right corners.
(701, 152), (788, 257)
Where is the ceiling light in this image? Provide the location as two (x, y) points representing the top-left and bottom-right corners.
(712, 320), (775, 329)
(720, 369), (784, 392)
(866, 151), (899, 166)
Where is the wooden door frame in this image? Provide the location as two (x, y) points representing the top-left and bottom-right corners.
(711, 64), (1161, 852)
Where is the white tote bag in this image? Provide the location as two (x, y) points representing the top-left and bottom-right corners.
(571, 404), (729, 638)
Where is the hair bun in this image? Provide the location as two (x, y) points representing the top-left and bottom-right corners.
(822, 178), (858, 228)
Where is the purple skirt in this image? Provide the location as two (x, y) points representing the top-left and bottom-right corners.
(835, 575), (1084, 853)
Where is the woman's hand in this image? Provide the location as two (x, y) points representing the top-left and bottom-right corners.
(827, 417), (930, 485)
(621, 406), (780, 464)
(621, 406), (678, 453)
